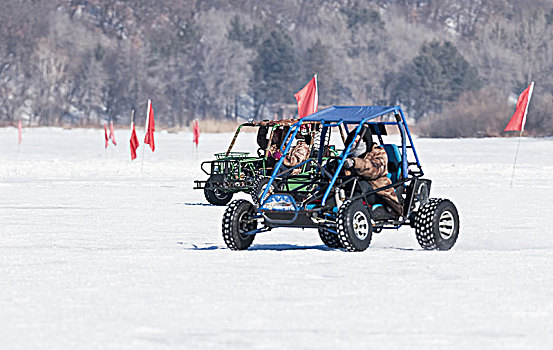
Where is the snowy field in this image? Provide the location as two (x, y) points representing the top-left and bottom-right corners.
(1, 127), (553, 349)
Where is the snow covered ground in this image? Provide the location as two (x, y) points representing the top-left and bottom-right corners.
(1, 127), (552, 349)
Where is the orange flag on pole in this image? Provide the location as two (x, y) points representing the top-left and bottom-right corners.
(144, 99), (155, 151)
(505, 82), (534, 132)
(130, 122), (139, 160)
(18, 118), (22, 144)
(104, 124), (109, 149)
(109, 121), (117, 145)
(506, 82), (535, 188)
(294, 75), (318, 118)
(193, 119), (200, 148)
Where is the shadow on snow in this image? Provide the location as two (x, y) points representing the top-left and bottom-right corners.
(182, 243), (335, 251)
(180, 202), (216, 206)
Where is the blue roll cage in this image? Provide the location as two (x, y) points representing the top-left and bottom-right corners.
(260, 106), (423, 208)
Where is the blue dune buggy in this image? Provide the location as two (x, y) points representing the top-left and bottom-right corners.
(221, 106), (460, 251)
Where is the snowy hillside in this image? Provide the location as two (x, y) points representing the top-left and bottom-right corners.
(1, 127), (552, 349)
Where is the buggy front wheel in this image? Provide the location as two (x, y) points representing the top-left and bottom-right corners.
(222, 200), (258, 250)
(337, 200), (373, 252)
(414, 198), (459, 250)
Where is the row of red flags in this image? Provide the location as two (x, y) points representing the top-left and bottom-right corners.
(103, 99), (155, 160)
(13, 78), (532, 151)
(102, 99), (202, 160)
(129, 99), (155, 160)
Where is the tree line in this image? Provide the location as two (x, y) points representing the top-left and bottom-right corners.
(1, 0), (552, 136)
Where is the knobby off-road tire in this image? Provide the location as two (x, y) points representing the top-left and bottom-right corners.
(414, 198), (459, 250)
(204, 176), (233, 206)
(251, 176), (275, 206)
(318, 228), (344, 249)
(337, 200), (373, 252)
(222, 199), (257, 250)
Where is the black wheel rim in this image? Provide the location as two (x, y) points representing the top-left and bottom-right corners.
(214, 189), (228, 200)
(237, 209), (253, 239)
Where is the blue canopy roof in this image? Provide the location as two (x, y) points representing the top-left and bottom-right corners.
(301, 106), (399, 123)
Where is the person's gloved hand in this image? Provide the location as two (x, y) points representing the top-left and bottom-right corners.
(344, 158), (355, 169)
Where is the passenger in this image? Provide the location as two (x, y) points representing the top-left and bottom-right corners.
(278, 133), (311, 177)
(343, 125), (403, 217)
(256, 124), (270, 149)
(266, 129), (283, 167)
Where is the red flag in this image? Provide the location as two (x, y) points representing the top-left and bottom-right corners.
(505, 82), (534, 132)
(130, 122), (139, 160)
(104, 124), (109, 148)
(294, 75), (318, 118)
(18, 118), (22, 144)
(109, 121), (117, 145)
(193, 119), (200, 148)
(144, 99), (155, 151)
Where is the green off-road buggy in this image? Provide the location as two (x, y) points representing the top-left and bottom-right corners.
(194, 119), (322, 205)
(221, 106), (460, 251)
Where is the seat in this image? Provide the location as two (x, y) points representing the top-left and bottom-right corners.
(381, 144), (405, 204)
(381, 144), (402, 184)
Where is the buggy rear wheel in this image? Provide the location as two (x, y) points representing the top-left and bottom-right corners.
(318, 228), (344, 249)
(414, 198), (459, 250)
(337, 200), (373, 252)
(222, 199), (257, 250)
(204, 176), (233, 205)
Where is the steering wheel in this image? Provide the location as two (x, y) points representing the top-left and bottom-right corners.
(322, 156), (344, 179)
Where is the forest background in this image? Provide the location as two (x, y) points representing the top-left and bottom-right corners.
(1, 0), (553, 137)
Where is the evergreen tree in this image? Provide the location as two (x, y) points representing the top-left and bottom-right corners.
(304, 39), (334, 104)
(251, 30), (298, 118)
(392, 40), (481, 119)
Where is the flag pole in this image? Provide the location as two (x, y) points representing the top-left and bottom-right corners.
(18, 117), (22, 144)
(313, 74), (318, 114)
(508, 81), (534, 188)
(104, 123), (109, 156)
(509, 129), (523, 188)
(194, 119), (198, 162)
(141, 99), (150, 174)
(130, 108), (135, 163)
(130, 108), (135, 161)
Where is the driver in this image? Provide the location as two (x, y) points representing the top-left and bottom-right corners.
(343, 125), (403, 217)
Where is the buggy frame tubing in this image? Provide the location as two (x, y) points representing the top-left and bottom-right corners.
(261, 119), (364, 207)
(320, 121), (367, 205)
(261, 106), (424, 208)
(397, 108), (423, 176)
(225, 124), (243, 156)
(318, 106), (409, 205)
(261, 123), (302, 202)
(274, 158), (333, 180)
(200, 161), (211, 175)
